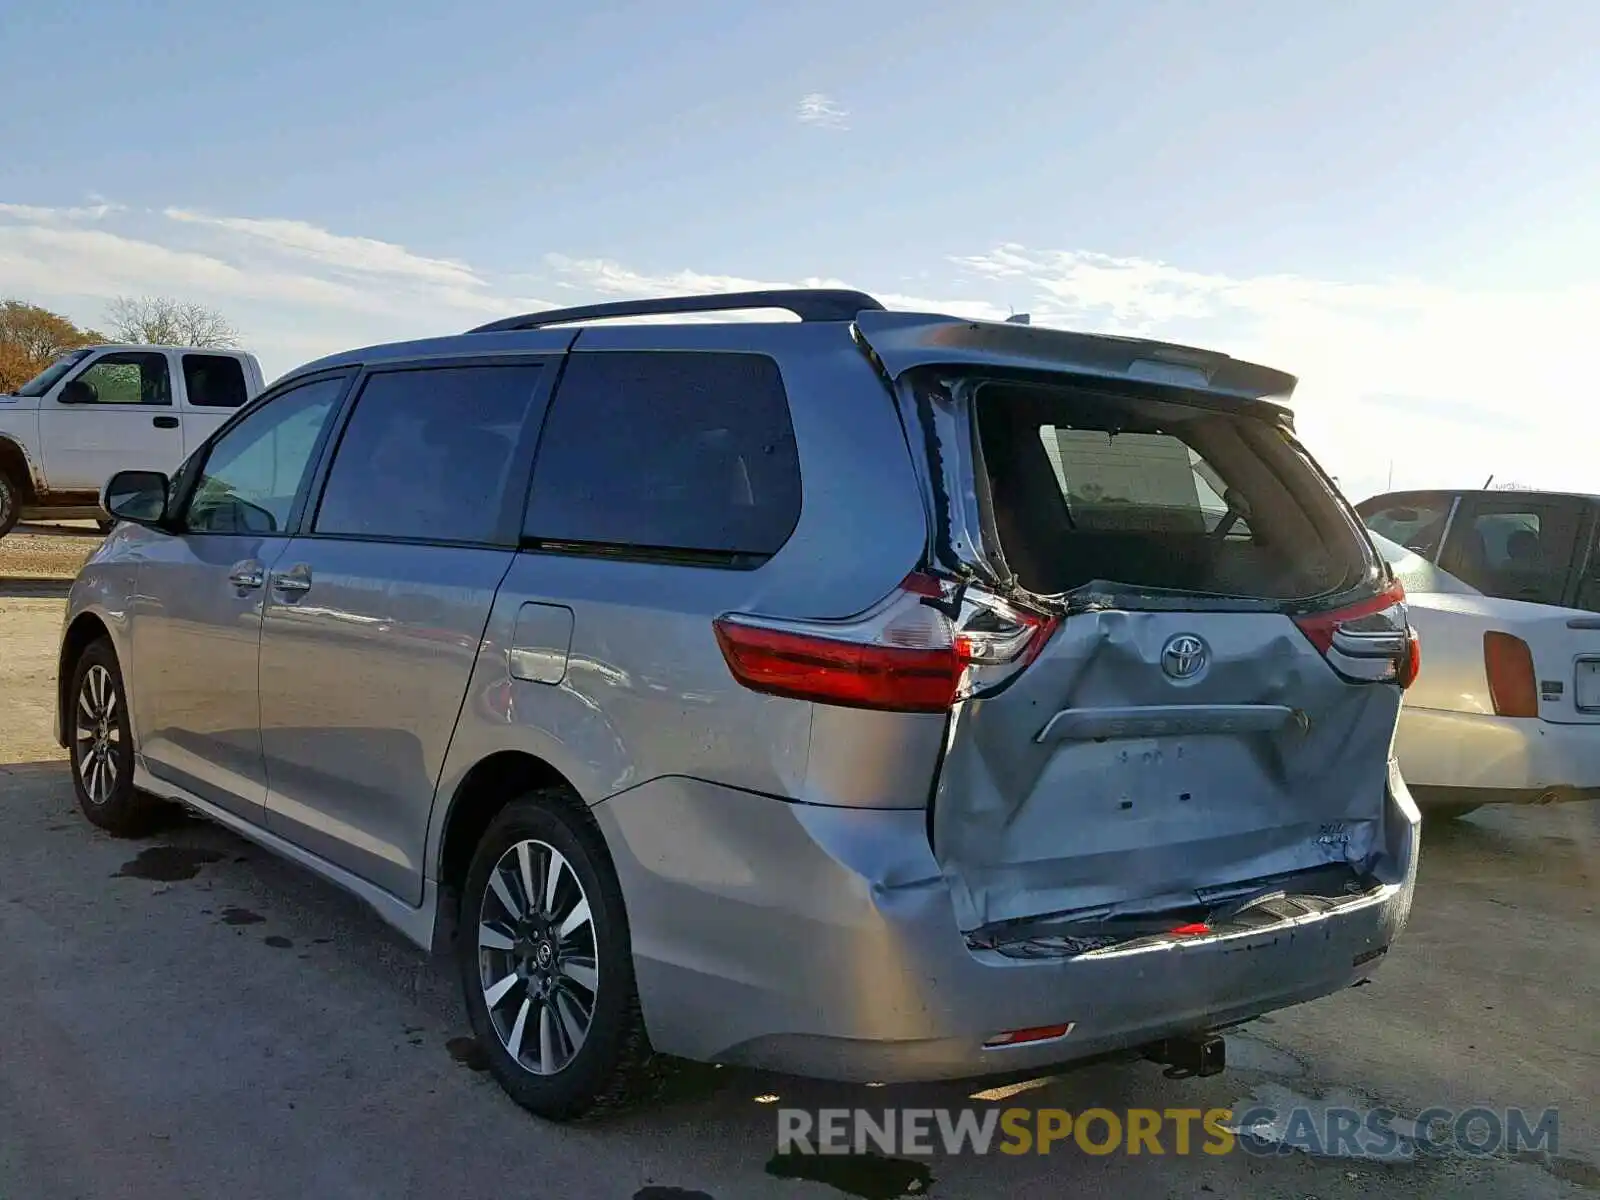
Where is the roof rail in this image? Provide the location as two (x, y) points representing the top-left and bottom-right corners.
(465, 289), (886, 334)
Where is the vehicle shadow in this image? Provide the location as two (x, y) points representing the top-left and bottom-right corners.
(0, 576), (73, 598)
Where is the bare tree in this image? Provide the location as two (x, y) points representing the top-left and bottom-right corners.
(106, 296), (240, 348)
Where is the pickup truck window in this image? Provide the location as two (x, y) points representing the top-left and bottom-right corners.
(68, 351), (172, 406)
(182, 354), (249, 409)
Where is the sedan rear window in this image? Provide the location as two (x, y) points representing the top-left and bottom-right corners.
(974, 379), (1373, 602)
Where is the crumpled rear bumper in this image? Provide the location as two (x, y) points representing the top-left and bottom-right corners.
(594, 768), (1418, 1083)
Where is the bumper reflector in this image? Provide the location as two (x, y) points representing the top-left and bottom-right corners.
(983, 1023), (1075, 1049)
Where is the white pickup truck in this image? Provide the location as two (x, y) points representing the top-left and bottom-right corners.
(0, 344), (265, 536)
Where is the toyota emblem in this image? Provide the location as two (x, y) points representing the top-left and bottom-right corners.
(1161, 634), (1208, 680)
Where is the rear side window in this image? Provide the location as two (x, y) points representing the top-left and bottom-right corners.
(1446, 500), (1584, 606)
(523, 351), (802, 560)
(974, 380), (1371, 601)
(313, 364), (543, 544)
(183, 354), (249, 408)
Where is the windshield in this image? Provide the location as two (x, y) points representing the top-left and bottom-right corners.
(1367, 529), (1480, 596)
(13, 348), (95, 397)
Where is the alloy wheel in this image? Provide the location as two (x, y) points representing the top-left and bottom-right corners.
(74, 664), (121, 805)
(476, 839), (599, 1075)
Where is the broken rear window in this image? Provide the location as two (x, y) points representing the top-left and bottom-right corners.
(972, 379), (1372, 602)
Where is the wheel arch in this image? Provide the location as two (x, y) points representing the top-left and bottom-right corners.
(0, 436), (40, 520)
(432, 751), (615, 935)
(58, 611), (118, 748)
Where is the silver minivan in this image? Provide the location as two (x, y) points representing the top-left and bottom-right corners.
(59, 290), (1422, 1120)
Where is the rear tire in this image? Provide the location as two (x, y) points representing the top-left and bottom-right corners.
(0, 467), (20, 538)
(456, 788), (650, 1121)
(69, 639), (159, 837)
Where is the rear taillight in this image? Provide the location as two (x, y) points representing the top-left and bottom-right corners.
(1293, 579), (1417, 687)
(1483, 631), (1539, 717)
(713, 572), (1055, 713)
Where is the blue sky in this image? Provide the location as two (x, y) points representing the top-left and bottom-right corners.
(4, 0), (1598, 501)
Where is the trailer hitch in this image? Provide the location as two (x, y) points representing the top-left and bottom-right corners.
(1143, 1033), (1226, 1079)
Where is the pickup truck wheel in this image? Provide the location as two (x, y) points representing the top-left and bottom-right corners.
(457, 788), (650, 1121)
(69, 639), (159, 837)
(0, 467), (20, 538)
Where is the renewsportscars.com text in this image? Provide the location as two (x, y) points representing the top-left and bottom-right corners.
(776, 1105), (1561, 1158)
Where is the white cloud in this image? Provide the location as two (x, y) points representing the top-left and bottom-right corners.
(796, 93), (849, 129)
(2, 197), (1588, 502)
(0, 202), (121, 222)
(163, 208), (487, 289)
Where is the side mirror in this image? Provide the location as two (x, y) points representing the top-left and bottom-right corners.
(59, 379), (96, 405)
(103, 470), (170, 526)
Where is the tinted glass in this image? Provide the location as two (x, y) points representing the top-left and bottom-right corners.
(975, 380), (1371, 601)
(524, 351), (802, 557)
(185, 376), (345, 534)
(69, 351), (171, 405)
(313, 364), (541, 543)
(1361, 495), (1452, 557)
(1448, 499), (1583, 606)
(183, 354), (249, 408)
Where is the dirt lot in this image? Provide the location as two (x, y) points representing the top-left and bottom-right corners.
(1, 529), (1596, 1199)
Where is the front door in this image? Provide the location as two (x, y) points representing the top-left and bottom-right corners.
(40, 350), (183, 491)
(258, 359), (555, 903)
(129, 372), (351, 820)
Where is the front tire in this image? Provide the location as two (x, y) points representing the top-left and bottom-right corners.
(457, 788), (649, 1121)
(69, 639), (158, 836)
(0, 466), (20, 538)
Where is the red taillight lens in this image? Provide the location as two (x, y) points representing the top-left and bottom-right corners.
(1483, 631), (1538, 717)
(1293, 579), (1416, 686)
(712, 623), (961, 713)
(714, 573), (1055, 713)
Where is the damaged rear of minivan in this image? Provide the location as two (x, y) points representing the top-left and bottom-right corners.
(779, 312), (1420, 1079)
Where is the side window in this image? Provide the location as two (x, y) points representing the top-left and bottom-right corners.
(1447, 500), (1584, 606)
(1360, 495), (1452, 558)
(184, 376), (346, 534)
(523, 351), (803, 559)
(312, 364), (543, 544)
(65, 351), (172, 406)
(182, 354), (249, 409)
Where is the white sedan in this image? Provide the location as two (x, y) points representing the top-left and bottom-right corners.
(1371, 530), (1600, 818)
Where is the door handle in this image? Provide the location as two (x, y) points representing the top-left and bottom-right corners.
(228, 562), (265, 590)
(271, 566), (313, 595)
(153, 415), (179, 429)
